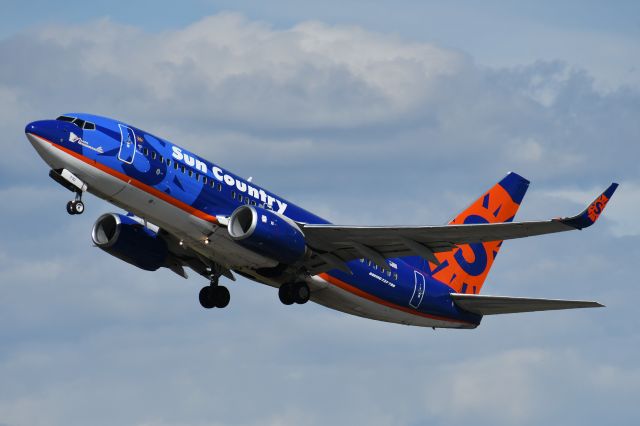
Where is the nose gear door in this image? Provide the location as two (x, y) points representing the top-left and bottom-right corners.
(118, 124), (137, 164)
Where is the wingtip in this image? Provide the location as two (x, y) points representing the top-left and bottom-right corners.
(560, 183), (617, 230)
(605, 182), (619, 198)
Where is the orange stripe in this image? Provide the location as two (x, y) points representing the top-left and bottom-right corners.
(33, 134), (219, 224)
(318, 272), (474, 326)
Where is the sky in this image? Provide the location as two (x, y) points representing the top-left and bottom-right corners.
(0, 1), (639, 425)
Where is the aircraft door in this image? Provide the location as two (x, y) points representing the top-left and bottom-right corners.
(117, 124), (137, 164)
(409, 270), (426, 309)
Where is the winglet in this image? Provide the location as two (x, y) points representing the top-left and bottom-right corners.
(560, 183), (618, 230)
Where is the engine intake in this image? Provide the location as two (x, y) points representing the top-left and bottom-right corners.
(92, 213), (168, 271)
(228, 205), (306, 264)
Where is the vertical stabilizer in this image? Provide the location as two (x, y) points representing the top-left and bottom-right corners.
(428, 172), (530, 294)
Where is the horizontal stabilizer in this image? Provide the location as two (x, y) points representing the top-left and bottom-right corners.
(451, 293), (603, 315)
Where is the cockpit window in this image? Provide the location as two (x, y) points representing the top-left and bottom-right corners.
(56, 115), (95, 130)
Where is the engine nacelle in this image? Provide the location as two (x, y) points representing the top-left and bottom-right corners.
(228, 205), (306, 264)
(91, 213), (168, 271)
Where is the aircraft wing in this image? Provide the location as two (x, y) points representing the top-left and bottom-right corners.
(301, 183), (617, 274)
(450, 293), (604, 315)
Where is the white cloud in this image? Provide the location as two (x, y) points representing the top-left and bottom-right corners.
(23, 14), (464, 129)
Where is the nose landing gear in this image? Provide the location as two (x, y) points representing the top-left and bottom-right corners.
(66, 193), (85, 215)
(49, 169), (87, 215)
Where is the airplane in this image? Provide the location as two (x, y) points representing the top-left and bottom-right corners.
(24, 113), (617, 329)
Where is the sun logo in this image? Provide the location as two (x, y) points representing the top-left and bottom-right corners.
(587, 194), (609, 222)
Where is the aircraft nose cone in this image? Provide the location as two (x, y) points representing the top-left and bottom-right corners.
(25, 119), (60, 144)
(25, 120), (39, 135)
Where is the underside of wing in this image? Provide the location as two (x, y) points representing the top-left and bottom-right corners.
(450, 293), (604, 315)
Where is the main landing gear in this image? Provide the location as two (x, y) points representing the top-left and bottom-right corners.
(199, 272), (230, 309)
(278, 282), (310, 305)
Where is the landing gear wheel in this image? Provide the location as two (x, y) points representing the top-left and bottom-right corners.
(66, 196), (84, 215)
(199, 286), (216, 309)
(214, 286), (230, 308)
(199, 285), (230, 309)
(72, 200), (84, 214)
(278, 283), (295, 305)
(293, 283), (310, 304)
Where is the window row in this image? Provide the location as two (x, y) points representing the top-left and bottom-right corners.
(359, 258), (399, 280)
(138, 145), (256, 206)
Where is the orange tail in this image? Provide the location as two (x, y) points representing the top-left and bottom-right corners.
(430, 172), (530, 294)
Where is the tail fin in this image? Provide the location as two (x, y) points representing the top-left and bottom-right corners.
(429, 172), (530, 294)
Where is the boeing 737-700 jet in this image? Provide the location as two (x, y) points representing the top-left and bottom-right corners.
(25, 114), (617, 329)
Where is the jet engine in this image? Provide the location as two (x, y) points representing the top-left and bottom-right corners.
(91, 213), (168, 271)
(228, 205), (306, 264)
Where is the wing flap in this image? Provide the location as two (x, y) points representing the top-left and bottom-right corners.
(450, 293), (604, 315)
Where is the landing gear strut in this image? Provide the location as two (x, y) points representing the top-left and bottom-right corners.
(66, 192), (85, 215)
(48, 169), (87, 215)
(199, 270), (230, 309)
(279, 282), (310, 305)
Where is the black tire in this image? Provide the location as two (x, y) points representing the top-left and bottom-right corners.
(214, 286), (230, 308)
(66, 201), (76, 215)
(278, 283), (295, 305)
(73, 200), (84, 214)
(294, 283), (310, 304)
(198, 286), (216, 309)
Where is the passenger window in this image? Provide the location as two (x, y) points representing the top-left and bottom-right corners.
(181, 165), (186, 173)
(209, 180), (215, 188)
(238, 195), (243, 202)
(195, 173), (199, 181)
(386, 270), (392, 277)
(244, 198), (250, 204)
(250, 200), (256, 206)
(393, 273), (398, 280)
(202, 176), (208, 184)
(144, 148), (149, 156)
(152, 152), (157, 160)
(173, 162), (178, 170)
(232, 191), (236, 199)
(159, 155), (163, 163)
(189, 170), (193, 177)
(217, 183), (222, 191)
(166, 158), (171, 166)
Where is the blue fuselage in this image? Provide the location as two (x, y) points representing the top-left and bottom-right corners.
(25, 113), (481, 328)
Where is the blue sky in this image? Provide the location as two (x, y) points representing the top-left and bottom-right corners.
(1, 2), (639, 425)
